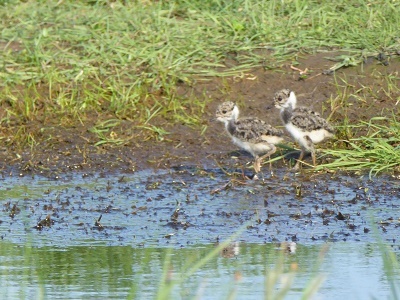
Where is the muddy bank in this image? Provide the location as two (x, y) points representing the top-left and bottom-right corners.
(1, 53), (399, 176)
(1, 167), (400, 247)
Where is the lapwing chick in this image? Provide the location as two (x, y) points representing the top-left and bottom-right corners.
(216, 101), (284, 173)
(273, 89), (335, 170)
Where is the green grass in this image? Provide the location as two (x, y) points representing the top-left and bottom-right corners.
(1, 0), (400, 146)
(0, 0), (399, 175)
(317, 116), (400, 176)
(376, 243), (400, 299)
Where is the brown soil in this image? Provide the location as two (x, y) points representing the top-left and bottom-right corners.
(1, 52), (399, 176)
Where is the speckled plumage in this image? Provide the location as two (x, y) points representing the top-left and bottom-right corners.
(216, 101), (284, 173)
(273, 89), (335, 169)
(227, 117), (284, 145)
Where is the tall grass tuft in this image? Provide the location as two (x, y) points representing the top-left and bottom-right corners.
(317, 116), (400, 176)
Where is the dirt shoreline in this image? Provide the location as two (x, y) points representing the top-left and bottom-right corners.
(1, 53), (399, 176)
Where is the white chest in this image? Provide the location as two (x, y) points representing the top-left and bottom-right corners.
(286, 123), (333, 146)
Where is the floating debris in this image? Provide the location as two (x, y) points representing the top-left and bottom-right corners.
(34, 215), (54, 230)
(94, 215), (104, 230)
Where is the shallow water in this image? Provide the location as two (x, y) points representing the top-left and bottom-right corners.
(0, 168), (399, 299)
(0, 241), (398, 299)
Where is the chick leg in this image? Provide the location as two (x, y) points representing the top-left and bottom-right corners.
(306, 136), (316, 167)
(258, 144), (277, 174)
(253, 156), (261, 173)
(294, 136), (314, 170)
(293, 150), (305, 170)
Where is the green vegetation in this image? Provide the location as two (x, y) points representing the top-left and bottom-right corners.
(155, 243), (326, 300)
(375, 230), (400, 300)
(317, 116), (400, 176)
(0, 0), (399, 173)
(309, 68), (400, 176)
(0, 1), (399, 131)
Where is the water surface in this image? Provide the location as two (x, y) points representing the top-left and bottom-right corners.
(0, 168), (399, 299)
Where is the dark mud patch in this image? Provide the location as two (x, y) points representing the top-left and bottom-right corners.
(1, 53), (399, 175)
(1, 167), (399, 248)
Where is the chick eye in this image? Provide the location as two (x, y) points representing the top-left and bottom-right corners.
(222, 110), (227, 114)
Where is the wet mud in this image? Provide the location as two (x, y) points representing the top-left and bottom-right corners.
(1, 167), (399, 248)
(1, 52), (399, 175)
(0, 53), (399, 248)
